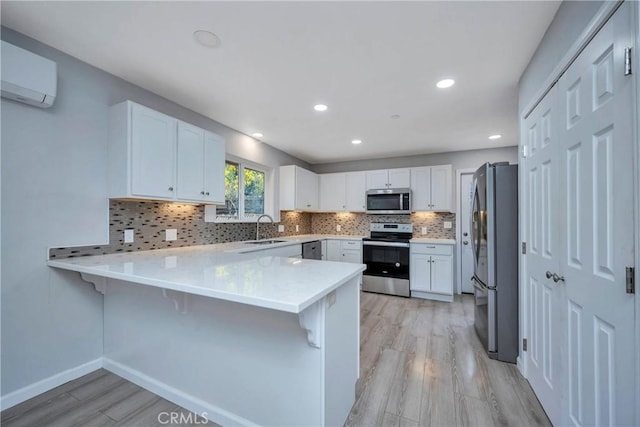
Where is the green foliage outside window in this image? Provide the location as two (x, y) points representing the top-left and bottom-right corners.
(218, 161), (265, 220)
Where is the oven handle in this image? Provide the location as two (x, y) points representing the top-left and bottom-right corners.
(362, 241), (410, 248)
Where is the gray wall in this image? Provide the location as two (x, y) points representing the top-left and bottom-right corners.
(518, 1), (604, 112)
(311, 146), (518, 174)
(0, 27), (309, 397)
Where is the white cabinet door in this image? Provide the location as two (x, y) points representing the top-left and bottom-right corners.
(345, 171), (366, 212)
(430, 255), (453, 295)
(176, 122), (205, 201)
(342, 250), (362, 264)
(410, 253), (431, 292)
(202, 131), (225, 204)
(325, 240), (342, 262)
(320, 173), (346, 211)
(388, 168), (411, 188)
(365, 170), (389, 190)
(130, 104), (176, 199)
(410, 165), (453, 212)
(429, 165), (452, 211)
(410, 166), (431, 211)
(296, 167), (319, 210)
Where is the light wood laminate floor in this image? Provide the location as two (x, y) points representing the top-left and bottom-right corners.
(2, 292), (550, 427)
(347, 292), (550, 427)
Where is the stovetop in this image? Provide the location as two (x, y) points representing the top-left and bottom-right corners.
(365, 223), (413, 242)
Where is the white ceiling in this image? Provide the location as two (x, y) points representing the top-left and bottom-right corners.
(2, 1), (560, 164)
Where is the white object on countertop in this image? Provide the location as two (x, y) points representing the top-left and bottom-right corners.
(47, 244), (364, 313)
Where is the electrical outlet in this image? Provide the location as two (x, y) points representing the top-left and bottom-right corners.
(421, 227), (427, 235)
(124, 229), (134, 243)
(165, 229), (177, 241)
(336, 224), (341, 232)
(444, 221), (452, 229)
(295, 225), (299, 232)
(278, 225), (285, 232)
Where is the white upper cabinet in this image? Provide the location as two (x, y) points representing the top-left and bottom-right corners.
(279, 165), (319, 211)
(320, 173), (347, 211)
(109, 101), (176, 200)
(176, 122), (225, 204)
(109, 101), (225, 204)
(320, 171), (366, 212)
(410, 164), (452, 212)
(202, 132), (225, 204)
(365, 168), (410, 189)
(345, 171), (366, 212)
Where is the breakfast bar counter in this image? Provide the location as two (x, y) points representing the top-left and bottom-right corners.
(48, 244), (365, 426)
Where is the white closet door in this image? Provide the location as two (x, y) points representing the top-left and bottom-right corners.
(557, 4), (635, 425)
(523, 84), (564, 426)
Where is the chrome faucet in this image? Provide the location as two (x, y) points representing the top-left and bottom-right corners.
(256, 214), (274, 241)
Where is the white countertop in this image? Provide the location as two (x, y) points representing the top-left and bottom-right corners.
(48, 243), (365, 314)
(410, 238), (456, 245)
(224, 234), (365, 253)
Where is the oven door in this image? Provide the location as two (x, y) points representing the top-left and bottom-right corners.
(362, 241), (411, 297)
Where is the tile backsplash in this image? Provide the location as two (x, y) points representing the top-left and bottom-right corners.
(49, 200), (312, 258)
(311, 212), (456, 239)
(50, 201), (455, 259)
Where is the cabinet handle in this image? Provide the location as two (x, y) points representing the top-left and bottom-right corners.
(205, 192), (210, 196)
(426, 245), (436, 248)
(168, 187), (174, 192)
(200, 191), (205, 195)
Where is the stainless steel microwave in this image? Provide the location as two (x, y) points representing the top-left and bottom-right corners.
(366, 188), (411, 214)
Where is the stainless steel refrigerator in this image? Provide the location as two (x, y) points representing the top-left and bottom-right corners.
(471, 162), (518, 363)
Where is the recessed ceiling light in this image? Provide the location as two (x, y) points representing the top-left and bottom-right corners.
(313, 104), (328, 112)
(352, 139), (362, 145)
(251, 132), (263, 138)
(436, 79), (455, 89)
(193, 30), (221, 48)
(390, 114), (400, 120)
(488, 134), (502, 140)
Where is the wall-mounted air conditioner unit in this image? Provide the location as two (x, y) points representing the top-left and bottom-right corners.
(1, 40), (57, 108)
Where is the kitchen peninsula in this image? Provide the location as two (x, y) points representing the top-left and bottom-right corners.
(48, 242), (365, 426)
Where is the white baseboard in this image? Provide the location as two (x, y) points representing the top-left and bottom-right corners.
(516, 355), (526, 377)
(102, 358), (258, 427)
(0, 358), (103, 411)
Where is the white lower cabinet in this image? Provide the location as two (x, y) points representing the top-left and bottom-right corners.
(325, 239), (362, 263)
(410, 243), (454, 302)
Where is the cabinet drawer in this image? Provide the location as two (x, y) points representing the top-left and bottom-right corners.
(410, 243), (452, 256)
(341, 240), (361, 250)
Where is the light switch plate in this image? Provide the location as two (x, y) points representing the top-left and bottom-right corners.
(165, 229), (177, 241)
(278, 225), (285, 232)
(336, 225), (341, 232)
(421, 227), (427, 235)
(124, 229), (134, 243)
(295, 225), (299, 232)
(444, 221), (452, 229)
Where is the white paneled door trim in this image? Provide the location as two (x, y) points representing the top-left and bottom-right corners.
(455, 168), (476, 294)
(520, 0), (623, 119)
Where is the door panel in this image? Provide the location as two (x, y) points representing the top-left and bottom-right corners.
(176, 122), (204, 201)
(523, 4), (635, 426)
(203, 132), (225, 204)
(523, 83), (563, 425)
(460, 172), (474, 293)
(430, 255), (452, 295)
(557, 5), (635, 424)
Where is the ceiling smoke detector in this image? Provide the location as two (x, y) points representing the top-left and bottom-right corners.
(193, 30), (221, 48)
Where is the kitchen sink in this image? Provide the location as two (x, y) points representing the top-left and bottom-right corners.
(243, 239), (287, 245)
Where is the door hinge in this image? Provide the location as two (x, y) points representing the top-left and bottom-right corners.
(626, 267), (635, 294)
(523, 338), (528, 351)
(521, 145), (528, 158)
(522, 242), (527, 255)
(624, 47), (632, 76)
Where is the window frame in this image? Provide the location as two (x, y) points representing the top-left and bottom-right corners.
(206, 155), (275, 223)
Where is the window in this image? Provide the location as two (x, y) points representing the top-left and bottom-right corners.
(216, 160), (267, 221)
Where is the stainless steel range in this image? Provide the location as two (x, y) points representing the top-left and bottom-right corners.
(362, 223), (413, 297)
